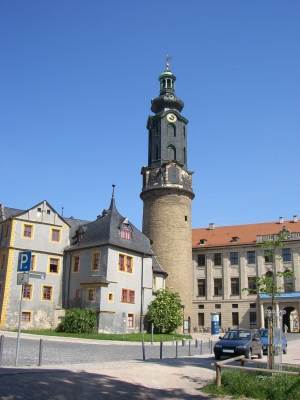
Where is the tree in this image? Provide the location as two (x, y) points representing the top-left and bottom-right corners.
(146, 288), (183, 333)
(243, 230), (295, 369)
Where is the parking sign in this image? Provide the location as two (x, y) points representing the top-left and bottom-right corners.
(18, 251), (32, 272)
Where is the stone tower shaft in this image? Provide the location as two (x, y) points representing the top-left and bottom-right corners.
(140, 64), (195, 330)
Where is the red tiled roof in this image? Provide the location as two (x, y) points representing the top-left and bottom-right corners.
(192, 220), (299, 249)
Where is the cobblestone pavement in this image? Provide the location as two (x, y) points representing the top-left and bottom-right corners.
(0, 331), (299, 400)
(0, 332), (215, 367)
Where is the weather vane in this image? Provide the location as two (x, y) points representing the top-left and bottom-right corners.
(165, 55), (172, 70)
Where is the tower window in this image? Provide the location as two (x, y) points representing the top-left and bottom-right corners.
(183, 126), (186, 139)
(167, 79), (171, 88)
(167, 124), (176, 137)
(155, 144), (159, 160)
(167, 145), (176, 161)
(183, 147), (186, 164)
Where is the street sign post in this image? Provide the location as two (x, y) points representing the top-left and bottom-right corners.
(17, 273), (30, 285)
(18, 252), (32, 272)
(29, 271), (46, 280)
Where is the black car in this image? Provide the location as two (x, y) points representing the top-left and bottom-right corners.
(214, 329), (263, 360)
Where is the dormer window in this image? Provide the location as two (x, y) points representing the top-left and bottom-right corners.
(232, 236), (239, 242)
(121, 229), (131, 240)
(199, 239), (207, 245)
(78, 233), (83, 243)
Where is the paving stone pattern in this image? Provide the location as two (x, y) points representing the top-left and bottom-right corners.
(1, 336), (215, 367)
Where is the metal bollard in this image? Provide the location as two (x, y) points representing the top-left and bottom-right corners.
(160, 339), (163, 359)
(200, 340), (203, 355)
(142, 339), (145, 361)
(38, 339), (43, 366)
(211, 340), (213, 354)
(0, 335), (4, 366)
(188, 340), (192, 356)
(182, 338), (186, 346)
(175, 340), (178, 358)
(172, 336), (174, 346)
(195, 338), (199, 348)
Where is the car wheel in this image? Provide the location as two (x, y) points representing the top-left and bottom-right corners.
(245, 349), (252, 359)
(258, 348), (263, 359)
(215, 354), (221, 360)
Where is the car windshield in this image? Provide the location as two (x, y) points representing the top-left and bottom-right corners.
(222, 330), (251, 340)
(259, 330), (268, 338)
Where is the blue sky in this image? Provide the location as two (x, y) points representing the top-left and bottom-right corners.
(1, 0), (299, 230)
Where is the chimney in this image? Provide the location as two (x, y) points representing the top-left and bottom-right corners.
(293, 215), (298, 223)
(209, 223), (215, 230)
(279, 217), (283, 224)
(0, 204), (5, 221)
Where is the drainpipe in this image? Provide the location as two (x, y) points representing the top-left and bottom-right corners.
(140, 255), (145, 332)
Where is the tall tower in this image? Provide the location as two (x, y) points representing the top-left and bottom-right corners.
(140, 62), (195, 330)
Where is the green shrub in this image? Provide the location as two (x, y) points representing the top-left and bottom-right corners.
(56, 308), (97, 334)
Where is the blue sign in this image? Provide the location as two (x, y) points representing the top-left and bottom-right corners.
(18, 251), (32, 272)
(211, 313), (220, 335)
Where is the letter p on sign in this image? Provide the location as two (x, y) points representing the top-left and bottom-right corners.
(18, 251), (32, 272)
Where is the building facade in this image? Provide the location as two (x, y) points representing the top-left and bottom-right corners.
(0, 201), (68, 329)
(0, 193), (166, 332)
(140, 63), (195, 330)
(192, 218), (300, 332)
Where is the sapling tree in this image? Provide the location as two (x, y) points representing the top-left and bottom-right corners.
(243, 231), (295, 369)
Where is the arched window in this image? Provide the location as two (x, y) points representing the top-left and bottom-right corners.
(167, 79), (171, 88)
(167, 124), (176, 137)
(183, 125), (186, 139)
(167, 145), (176, 161)
(183, 147), (186, 164)
(155, 144), (159, 160)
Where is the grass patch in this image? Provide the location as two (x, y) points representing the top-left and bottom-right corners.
(8, 330), (192, 342)
(202, 367), (300, 400)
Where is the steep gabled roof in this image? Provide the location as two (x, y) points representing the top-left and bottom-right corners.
(192, 219), (300, 249)
(67, 195), (153, 255)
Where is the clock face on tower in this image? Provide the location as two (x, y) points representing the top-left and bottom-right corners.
(167, 113), (177, 123)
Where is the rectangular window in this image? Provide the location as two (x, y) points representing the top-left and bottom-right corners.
(76, 289), (82, 299)
(118, 254), (133, 273)
(0, 253), (6, 270)
(126, 257), (133, 273)
(198, 304), (204, 309)
(284, 275), (294, 293)
(4, 223), (9, 238)
(121, 288), (135, 303)
(215, 304), (221, 309)
(248, 277), (257, 293)
(49, 258), (59, 273)
(264, 250), (273, 262)
(23, 285), (32, 299)
(47, 210), (50, 215)
(214, 279), (222, 296)
(121, 229), (132, 240)
(198, 313), (204, 326)
(214, 253), (222, 266)
(231, 278), (239, 295)
(108, 293), (114, 302)
(119, 255), (125, 271)
(22, 312), (31, 322)
(232, 312), (239, 326)
(73, 256), (80, 272)
(92, 252), (100, 270)
(87, 289), (95, 301)
(51, 229), (60, 242)
(128, 313), (134, 327)
(197, 279), (205, 296)
(43, 286), (52, 301)
(247, 251), (256, 264)
(250, 303), (256, 308)
(197, 255), (205, 267)
(282, 248), (291, 262)
(30, 254), (36, 271)
(232, 304), (238, 308)
(250, 312), (257, 326)
(230, 252), (238, 265)
(23, 224), (33, 238)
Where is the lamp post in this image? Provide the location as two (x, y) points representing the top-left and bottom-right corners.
(181, 304), (185, 334)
